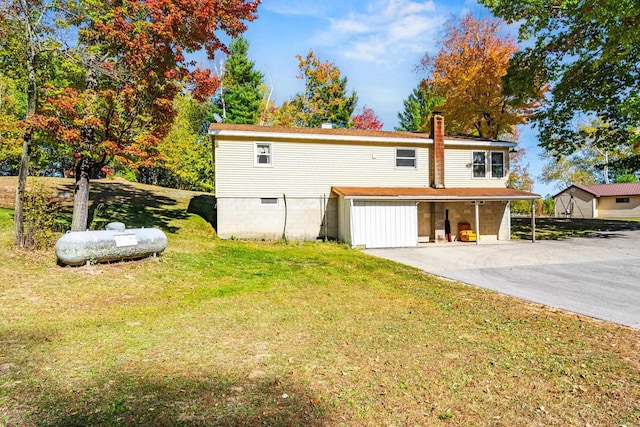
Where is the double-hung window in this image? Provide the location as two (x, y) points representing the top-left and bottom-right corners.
(255, 143), (272, 166)
(490, 151), (505, 178)
(472, 151), (486, 178)
(396, 148), (417, 168)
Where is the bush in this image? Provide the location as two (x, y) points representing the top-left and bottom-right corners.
(21, 181), (66, 249)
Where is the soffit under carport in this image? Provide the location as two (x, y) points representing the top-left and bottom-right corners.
(332, 186), (540, 201)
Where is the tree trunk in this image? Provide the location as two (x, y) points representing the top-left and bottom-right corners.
(70, 54), (99, 231)
(14, 1), (38, 248)
(14, 131), (31, 247)
(71, 157), (91, 231)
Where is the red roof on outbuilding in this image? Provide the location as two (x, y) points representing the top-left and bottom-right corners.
(570, 183), (640, 197)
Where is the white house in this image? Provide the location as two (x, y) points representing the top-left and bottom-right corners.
(554, 183), (640, 218)
(209, 114), (539, 248)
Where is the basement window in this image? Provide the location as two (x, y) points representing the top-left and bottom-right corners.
(472, 151), (486, 178)
(616, 197), (630, 203)
(396, 148), (417, 168)
(255, 142), (272, 166)
(491, 151), (505, 178)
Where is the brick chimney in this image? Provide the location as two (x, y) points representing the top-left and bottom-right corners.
(431, 111), (445, 188)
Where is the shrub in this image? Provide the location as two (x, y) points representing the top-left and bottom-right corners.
(21, 181), (65, 249)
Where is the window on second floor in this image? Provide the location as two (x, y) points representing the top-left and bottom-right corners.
(396, 148), (417, 168)
(472, 151), (486, 178)
(255, 143), (272, 166)
(491, 151), (505, 178)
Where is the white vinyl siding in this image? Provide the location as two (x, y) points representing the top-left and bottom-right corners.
(216, 139), (430, 198)
(444, 147), (509, 188)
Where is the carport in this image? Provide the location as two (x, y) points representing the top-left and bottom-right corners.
(333, 186), (539, 249)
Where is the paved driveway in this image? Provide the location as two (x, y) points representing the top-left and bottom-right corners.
(364, 230), (640, 329)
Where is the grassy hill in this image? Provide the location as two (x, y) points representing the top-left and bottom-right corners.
(0, 177), (639, 426)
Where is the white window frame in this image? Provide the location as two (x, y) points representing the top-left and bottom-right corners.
(255, 142), (272, 167)
(395, 148), (417, 169)
(490, 151), (505, 179)
(472, 151), (486, 178)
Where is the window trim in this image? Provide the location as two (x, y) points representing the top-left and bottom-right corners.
(490, 150), (505, 179)
(395, 147), (417, 169)
(254, 142), (272, 167)
(472, 151), (486, 178)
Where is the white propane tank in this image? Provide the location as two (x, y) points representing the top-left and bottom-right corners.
(55, 224), (167, 266)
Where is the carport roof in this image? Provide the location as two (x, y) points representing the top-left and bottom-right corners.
(332, 187), (540, 201)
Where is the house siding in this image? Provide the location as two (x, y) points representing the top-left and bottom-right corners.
(444, 146), (510, 188)
(554, 188), (595, 218)
(597, 196), (640, 218)
(215, 138), (431, 199)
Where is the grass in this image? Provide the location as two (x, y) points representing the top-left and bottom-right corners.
(0, 177), (639, 426)
(512, 216), (640, 240)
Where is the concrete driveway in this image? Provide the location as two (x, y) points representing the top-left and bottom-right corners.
(364, 230), (640, 329)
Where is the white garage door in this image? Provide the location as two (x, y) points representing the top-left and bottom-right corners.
(351, 201), (418, 248)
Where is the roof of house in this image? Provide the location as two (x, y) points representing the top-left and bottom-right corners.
(555, 183), (640, 198)
(332, 186), (540, 200)
(208, 123), (517, 147)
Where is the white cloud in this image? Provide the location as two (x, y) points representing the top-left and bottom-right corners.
(311, 0), (443, 65)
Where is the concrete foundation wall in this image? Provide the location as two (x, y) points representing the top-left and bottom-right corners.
(216, 197), (337, 241)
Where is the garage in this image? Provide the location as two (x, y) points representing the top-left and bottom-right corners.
(348, 200), (418, 249)
(334, 186), (540, 249)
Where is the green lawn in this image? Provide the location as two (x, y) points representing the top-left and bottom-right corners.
(1, 184), (639, 425)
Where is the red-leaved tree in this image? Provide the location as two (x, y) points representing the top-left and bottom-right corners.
(36, 0), (260, 231)
(351, 106), (383, 130)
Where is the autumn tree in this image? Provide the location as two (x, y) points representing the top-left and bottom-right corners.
(269, 50), (357, 128)
(0, 75), (25, 175)
(419, 14), (543, 139)
(36, 0), (259, 231)
(395, 84), (444, 132)
(210, 36), (264, 124)
(351, 106), (383, 130)
(1, 0), (62, 246)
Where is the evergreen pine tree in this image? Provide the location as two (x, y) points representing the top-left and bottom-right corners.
(395, 84), (443, 132)
(211, 37), (264, 124)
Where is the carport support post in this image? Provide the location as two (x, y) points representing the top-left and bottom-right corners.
(531, 200), (536, 243)
(474, 201), (480, 245)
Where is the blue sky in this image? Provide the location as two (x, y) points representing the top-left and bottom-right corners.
(211, 0), (555, 197)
